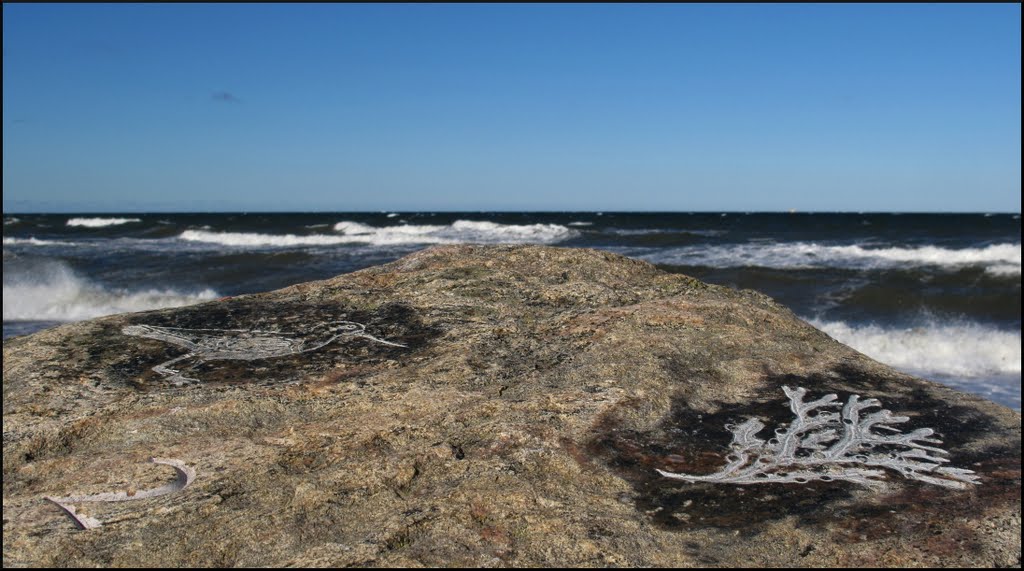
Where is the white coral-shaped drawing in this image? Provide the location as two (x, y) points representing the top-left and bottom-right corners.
(657, 386), (980, 490)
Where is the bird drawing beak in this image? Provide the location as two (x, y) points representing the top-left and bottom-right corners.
(355, 332), (407, 348)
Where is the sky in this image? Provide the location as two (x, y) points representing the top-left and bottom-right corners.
(2, 3), (1021, 213)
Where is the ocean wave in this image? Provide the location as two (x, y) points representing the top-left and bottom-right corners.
(66, 217), (142, 228)
(608, 228), (672, 236)
(986, 264), (1021, 277)
(180, 220), (577, 248)
(180, 230), (358, 247)
(448, 220), (577, 243)
(606, 227), (725, 237)
(810, 318), (1021, 378)
(3, 260), (218, 322)
(640, 242), (1021, 274)
(3, 237), (78, 247)
(333, 219), (579, 243)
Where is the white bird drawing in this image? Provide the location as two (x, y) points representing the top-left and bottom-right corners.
(122, 321), (406, 386)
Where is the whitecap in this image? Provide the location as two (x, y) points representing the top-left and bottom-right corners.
(638, 241), (1021, 274)
(3, 237), (78, 247)
(448, 220), (576, 243)
(179, 220), (578, 248)
(180, 230), (359, 247)
(810, 318), (1021, 378)
(606, 227), (725, 237)
(3, 260), (218, 321)
(66, 217), (142, 228)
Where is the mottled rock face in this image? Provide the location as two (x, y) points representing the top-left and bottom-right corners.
(3, 245), (1020, 567)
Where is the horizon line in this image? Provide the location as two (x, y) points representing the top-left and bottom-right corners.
(4, 209), (1022, 216)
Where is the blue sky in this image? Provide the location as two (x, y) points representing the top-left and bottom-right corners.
(3, 3), (1020, 213)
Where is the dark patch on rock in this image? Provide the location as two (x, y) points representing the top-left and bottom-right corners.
(802, 445), (1021, 544)
(587, 386), (855, 533)
(106, 300), (438, 390)
(587, 365), (1019, 537)
(767, 363), (905, 395)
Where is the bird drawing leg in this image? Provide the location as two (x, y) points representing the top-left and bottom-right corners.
(152, 353), (201, 386)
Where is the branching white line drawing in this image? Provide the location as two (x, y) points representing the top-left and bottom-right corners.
(657, 386), (980, 490)
(45, 457), (196, 530)
(122, 321), (406, 386)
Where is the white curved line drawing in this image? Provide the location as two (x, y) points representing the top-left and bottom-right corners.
(657, 386), (980, 490)
(122, 320), (406, 386)
(45, 457), (196, 530)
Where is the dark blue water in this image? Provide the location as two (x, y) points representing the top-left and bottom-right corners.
(4, 212), (1020, 408)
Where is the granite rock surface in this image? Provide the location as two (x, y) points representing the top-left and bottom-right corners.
(3, 245), (1020, 567)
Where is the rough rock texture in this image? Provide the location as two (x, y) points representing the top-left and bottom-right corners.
(3, 245), (1020, 567)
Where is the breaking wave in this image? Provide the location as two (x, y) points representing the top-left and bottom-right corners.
(811, 318), (1021, 378)
(3, 237), (78, 247)
(3, 259), (218, 321)
(66, 217), (142, 228)
(180, 220), (577, 248)
(181, 230), (356, 247)
(335, 219), (577, 244)
(642, 242), (1021, 275)
(606, 227), (725, 237)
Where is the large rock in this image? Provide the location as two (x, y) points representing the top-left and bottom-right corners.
(3, 245), (1020, 567)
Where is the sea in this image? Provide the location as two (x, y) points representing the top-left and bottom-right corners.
(3, 212), (1020, 410)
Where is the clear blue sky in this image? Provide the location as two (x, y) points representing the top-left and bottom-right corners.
(3, 3), (1020, 213)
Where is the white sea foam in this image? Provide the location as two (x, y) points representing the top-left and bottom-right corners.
(333, 220), (402, 235)
(180, 220), (577, 248)
(607, 227), (725, 237)
(66, 217), (142, 228)
(987, 264), (1021, 277)
(448, 220), (576, 243)
(3, 237), (78, 247)
(640, 242), (1021, 275)
(180, 230), (357, 247)
(810, 318), (1021, 378)
(608, 228), (670, 236)
(3, 260), (218, 322)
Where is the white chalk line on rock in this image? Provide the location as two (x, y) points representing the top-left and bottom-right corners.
(657, 386), (980, 490)
(123, 321), (406, 386)
(44, 457), (196, 530)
